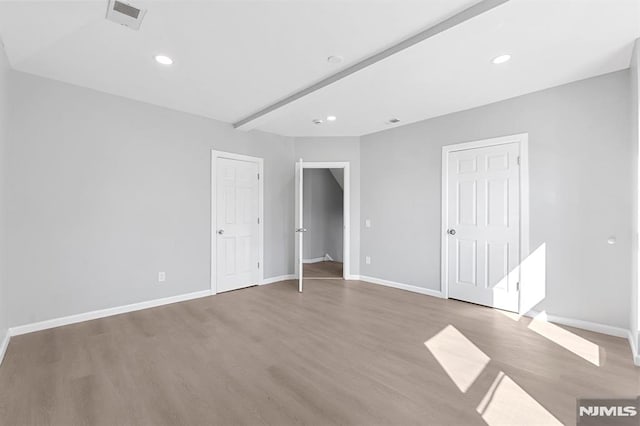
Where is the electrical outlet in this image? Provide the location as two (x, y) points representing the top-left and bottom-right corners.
(158, 272), (166, 282)
(365, 256), (371, 265)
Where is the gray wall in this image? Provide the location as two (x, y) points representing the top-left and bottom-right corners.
(6, 72), (295, 327)
(631, 39), (639, 352)
(0, 41), (9, 340)
(294, 137), (360, 276)
(0, 60), (634, 333)
(303, 169), (343, 262)
(361, 70), (632, 328)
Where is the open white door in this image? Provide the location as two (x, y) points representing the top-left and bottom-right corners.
(295, 159), (305, 292)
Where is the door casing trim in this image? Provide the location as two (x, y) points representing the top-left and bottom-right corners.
(211, 150), (264, 294)
(440, 133), (530, 312)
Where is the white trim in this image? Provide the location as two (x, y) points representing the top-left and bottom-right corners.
(628, 331), (640, 366)
(441, 133), (530, 308)
(526, 310), (640, 365)
(348, 276), (640, 365)
(299, 162), (349, 169)
(355, 277), (636, 358)
(525, 310), (628, 338)
(10, 290), (212, 337)
(0, 331), (9, 366)
(303, 257), (326, 264)
(211, 151), (264, 294)
(5, 285), (638, 368)
(296, 161), (351, 282)
(358, 275), (444, 299)
(353, 276), (630, 345)
(519, 135), (531, 290)
(260, 274), (297, 285)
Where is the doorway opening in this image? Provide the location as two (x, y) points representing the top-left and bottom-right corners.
(302, 168), (345, 279)
(295, 161), (350, 292)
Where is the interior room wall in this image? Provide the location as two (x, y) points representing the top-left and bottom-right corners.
(294, 137), (360, 276)
(631, 38), (640, 355)
(1, 53), (634, 336)
(303, 169), (344, 262)
(6, 72), (295, 328)
(360, 70), (632, 329)
(0, 40), (10, 344)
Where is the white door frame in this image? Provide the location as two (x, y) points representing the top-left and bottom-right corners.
(441, 133), (530, 311)
(211, 150), (264, 294)
(295, 161), (351, 280)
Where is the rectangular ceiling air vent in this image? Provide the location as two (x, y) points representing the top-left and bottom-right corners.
(106, 0), (146, 30)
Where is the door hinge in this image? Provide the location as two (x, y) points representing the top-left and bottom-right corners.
(516, 282), (520, 291)
(257, 261), (260, 269)
(257, 217), (260, 224)
(257, 173), (260, 180)
(517, 156), (521, 165)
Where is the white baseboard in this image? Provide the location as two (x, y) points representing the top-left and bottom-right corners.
(524, 310), (629, 338)
(9, 290), (213, 337)
(261, 274), (297, 285)
(8, 277), (298, 337)
(5, 277), (640, 368)
(628, 332), (640, 366)
(358, 275), (444, 299)
(355, 276), (640, 366)
(0, 330), (10, 366)
(303, 254), (337, 264)
(525, 310), (640, 366)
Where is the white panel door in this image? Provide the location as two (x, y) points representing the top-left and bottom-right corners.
(216, 157), (260, 293)
(447, 142), (520, 312)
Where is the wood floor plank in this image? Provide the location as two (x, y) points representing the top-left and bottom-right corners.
(0, 279), (638, 425)
(303, 261), (343, 278)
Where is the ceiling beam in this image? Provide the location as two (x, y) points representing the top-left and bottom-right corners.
(233, 0), (510, 131)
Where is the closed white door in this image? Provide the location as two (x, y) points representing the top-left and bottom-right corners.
(446, 142), (520, 312)
(216, 157), (260, 293)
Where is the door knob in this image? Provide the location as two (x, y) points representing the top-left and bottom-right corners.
(447, 229), (456, 236)
(218, 229), (224, 235)
(296, 228), (307, 233)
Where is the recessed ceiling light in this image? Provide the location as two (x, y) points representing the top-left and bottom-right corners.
(312, 119), (324, 125)
(326, 115), (337, 122)
(154, 55), (173, 65)
(492, 54), (511, 64)
(327, 55), (344, 64)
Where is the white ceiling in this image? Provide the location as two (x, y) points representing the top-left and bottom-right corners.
(0, 0), (638, 137)
(258, 0), (640, 136)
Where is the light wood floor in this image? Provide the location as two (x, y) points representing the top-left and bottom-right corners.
(303, 261), (343, 278)
(0, 279), (638, 425)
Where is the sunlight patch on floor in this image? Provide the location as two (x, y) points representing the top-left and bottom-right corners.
(424, 325), (490, 393)
(477, 371), (562, 426)
(528, 313), (600, 366)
